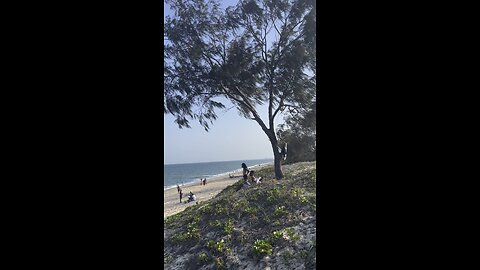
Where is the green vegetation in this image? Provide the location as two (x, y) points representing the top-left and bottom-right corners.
(197, 252), (209, 265)
(252, 239), (273, 256)
(214, 257), (225, 269)
(164, 162), (316, 269)
(164, 254), (173, 264)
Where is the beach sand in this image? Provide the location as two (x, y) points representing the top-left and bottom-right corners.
(164, 163), (271, 219)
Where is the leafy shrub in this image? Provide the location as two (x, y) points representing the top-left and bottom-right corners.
(207, 239), (226, 253)
(223, 219), (234, 235)
(171, 232), (189, 243)
(214, 257), (225, 269)
(300, 196), (309, 203)
(215, 239), (225, 253)
(209, 219), (222, 228)
(197, 252), (209, 264)
(186, 223), (200, 239)
(207, 240), (215, 249)
(285, 227), (300, 241)
(164, 255), (173, 264)
(273, 230), (283, 240)
(252, 239), (272, 256)
(274, 205), (288, 217)
(245, 206), (258, 214)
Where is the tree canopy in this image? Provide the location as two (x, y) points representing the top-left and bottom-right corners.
(277, 99), (316, 164)
(164, 0), (316, 179)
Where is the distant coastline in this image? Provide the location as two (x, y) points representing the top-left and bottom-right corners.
(164, 158), (272, 166)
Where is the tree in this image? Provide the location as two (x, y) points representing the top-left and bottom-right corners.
(277, 99), (316, 164)
(164, 0), (316, 179)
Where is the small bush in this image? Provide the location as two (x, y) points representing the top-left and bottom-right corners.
(207, 240), (216, 249)
(164, 255), (173, 264)
(209, 219), (222, 228)
(197, 252), (209, 264)
(274, 205), (288, 217)
(223, 219), (234, 235)
(186, 223), (200, 239)
(273, 230), (283, 240)
(252, 239), (272, 256)
(214, 257), (225, 269)
(245, 206), (258, 214)
(171, 232), (189, 243)
(208, 239), (226, 254)
(215, 239), (225, 253)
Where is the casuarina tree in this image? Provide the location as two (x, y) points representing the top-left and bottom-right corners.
(164, 0), (316, 179)
(277, 99), (316, 164)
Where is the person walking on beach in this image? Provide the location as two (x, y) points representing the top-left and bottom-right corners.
(203, 178), (206, 185)
(179, 190), (183, 203)
(177, 184), (181, 193)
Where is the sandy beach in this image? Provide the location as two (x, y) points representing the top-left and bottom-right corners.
(164, 163), (271, 219)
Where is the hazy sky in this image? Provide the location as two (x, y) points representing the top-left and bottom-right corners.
(164, 0), (285, 165)
(164, 99), (284, 164)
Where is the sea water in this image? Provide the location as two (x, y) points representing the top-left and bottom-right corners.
(163, 158), (273, 191)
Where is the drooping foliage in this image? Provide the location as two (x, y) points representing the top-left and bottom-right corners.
(164, 0), (316, 179)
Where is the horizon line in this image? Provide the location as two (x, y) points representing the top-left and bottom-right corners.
(164, 157), (273, 166)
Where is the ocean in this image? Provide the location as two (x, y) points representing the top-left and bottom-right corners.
(164, 158), (273, 191)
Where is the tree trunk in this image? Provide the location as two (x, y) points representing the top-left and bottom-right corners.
(269, 136), (284, 180)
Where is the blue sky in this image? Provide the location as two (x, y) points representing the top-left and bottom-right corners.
(164, 0), (285, 164)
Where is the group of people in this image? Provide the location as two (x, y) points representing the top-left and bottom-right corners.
(177, 185), (197, 204)
(174, 177), (208, 204)
(174, 162), (263, 204)
(241, 162), (262, 189)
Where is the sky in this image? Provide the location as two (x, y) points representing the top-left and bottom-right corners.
(164, 0), (285, 165)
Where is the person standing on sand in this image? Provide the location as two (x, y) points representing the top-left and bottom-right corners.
(179, 190), (183, 203)
(203, 178), (206, 185)
(177, 185), (181, 193)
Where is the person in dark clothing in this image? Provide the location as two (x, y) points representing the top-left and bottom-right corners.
(203, 178), (207, 185)
(187, 191), (196, 202)
(242, 174), (251, 189)
(179, 190), (183, 203)
(241, 163), (249, 177)
(249, 170), (262, 184)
